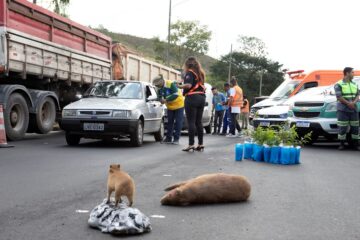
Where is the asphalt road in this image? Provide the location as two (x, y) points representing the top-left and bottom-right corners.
(0, 132), (359, 240)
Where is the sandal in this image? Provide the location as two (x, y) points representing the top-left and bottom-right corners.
(182, 145), (196, 152)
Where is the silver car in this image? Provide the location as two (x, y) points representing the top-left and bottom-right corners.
(60, 81), (164, 147)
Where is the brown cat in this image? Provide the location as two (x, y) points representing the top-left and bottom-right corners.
(107, 164), (135, 207)
(161, 173), (251, 206)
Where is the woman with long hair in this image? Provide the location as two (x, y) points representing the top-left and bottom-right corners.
(178, 57), (206, 152)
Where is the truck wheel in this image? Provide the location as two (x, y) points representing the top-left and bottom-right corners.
(130, 120), (143, 147)
(35, 97), (56, 134)
(65, 132), (81, 146)
(4, 93), (29, 141)
(154, 120), (164, 142)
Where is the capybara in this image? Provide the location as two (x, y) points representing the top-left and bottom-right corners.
(107, 164), (135, 207)
(161, 173), (251, 206)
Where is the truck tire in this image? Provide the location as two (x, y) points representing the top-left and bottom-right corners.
(4, 93), (29, 141)
(130, 120), (143, 147)
(154, 120), (164, 142)
(34, 97), (56, 134)
(65, 132), (81, 146)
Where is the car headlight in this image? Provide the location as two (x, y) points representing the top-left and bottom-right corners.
(325, 102), (337, 112)
(62, 109), (77, 117)
(288, 110), (294, 117)
(279, 113), (288, 119)
(113, 110), (131, 118)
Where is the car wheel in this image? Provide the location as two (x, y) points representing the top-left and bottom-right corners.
(154, 119), (164, 142)
(130, 120), (144, 147)
(65, 132), (81, 146)
(4, 93), (29, 141)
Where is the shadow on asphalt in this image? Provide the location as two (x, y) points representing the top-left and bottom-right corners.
(159, 200), (252, 209)
(61, 139), (160, 149)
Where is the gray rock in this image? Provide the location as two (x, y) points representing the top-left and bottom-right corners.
(88, 199), (152, 235)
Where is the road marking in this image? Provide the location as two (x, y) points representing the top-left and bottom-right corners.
(163, 174), (172, 177)
(76, 210), (89, 213)
(150, 215), (165, 219)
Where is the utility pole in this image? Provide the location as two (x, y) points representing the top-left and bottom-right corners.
(259, 70), (266, 96)
(167, 0), (172, 67)
(227, 44), (232, 83)
(259, 71), (263, 96)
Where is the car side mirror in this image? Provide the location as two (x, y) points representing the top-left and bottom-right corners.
(146, 95), (157, 102)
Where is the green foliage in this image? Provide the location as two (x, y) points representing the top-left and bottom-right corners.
(250, 125), (312, 147)
(237, 35), (268, 58)
(210, 51), (284, 103)
(52, 0), (70, 16)
(153, 20), (212, 68)
(93, 26), (216, 73)
(33, 0), (70, 17)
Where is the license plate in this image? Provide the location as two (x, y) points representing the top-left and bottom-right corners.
(259, 121), (270, 127)
(83, 123), (104, 131)
(296, 121), (310, 128)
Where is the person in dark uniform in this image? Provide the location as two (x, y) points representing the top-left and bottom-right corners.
(334, 67), (359, 150)
(177, 57), (206, 152)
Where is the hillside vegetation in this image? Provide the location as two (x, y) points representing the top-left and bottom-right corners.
(94, 27), (217, 73)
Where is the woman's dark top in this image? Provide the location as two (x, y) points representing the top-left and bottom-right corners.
(183, 70), (205, 96)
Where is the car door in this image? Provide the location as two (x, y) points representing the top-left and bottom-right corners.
(144, 85), (162, 132)
(149, 86), (163, 131)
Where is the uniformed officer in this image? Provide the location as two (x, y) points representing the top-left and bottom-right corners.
(153, 74), (184, 145)
(334, 67), (360, 150)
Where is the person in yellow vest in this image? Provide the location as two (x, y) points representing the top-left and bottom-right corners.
(240, 95), (250, 129)
(334, 67), (359, 150)
(227, 77), (243, 137)
(153, 75), (185, 145)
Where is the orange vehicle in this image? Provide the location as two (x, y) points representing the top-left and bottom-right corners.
(284, 70), (360, 97)
(250, 69), (360, 119)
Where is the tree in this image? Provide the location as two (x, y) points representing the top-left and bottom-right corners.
(32, 0), (70, 17)
(210, 51), (284, 103)
(237, 35), (268, 58)
(153, 20), (212, 68)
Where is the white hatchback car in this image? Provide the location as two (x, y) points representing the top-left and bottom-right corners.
(60, 81), (164, 147)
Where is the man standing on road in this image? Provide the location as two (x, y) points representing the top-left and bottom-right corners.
(220, 83), (231, 135)
(334, 67), (360, 150)
(153, 75), (184, 145)
(211, 87), (226, 134)
(227, 77), (243, 137)
(240, 95), (250, 129)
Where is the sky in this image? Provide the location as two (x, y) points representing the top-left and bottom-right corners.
(38, 0), (360, 72)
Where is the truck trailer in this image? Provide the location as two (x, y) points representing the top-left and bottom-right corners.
(0, 0), (180, 141)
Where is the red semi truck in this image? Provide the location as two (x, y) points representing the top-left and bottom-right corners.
(0, 0), (180, 141)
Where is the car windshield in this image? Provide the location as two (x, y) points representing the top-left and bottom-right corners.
(269, 79), (300, 99)
(84, 82), (143, 99)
